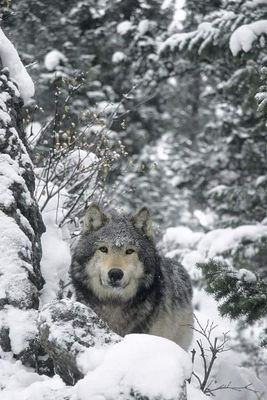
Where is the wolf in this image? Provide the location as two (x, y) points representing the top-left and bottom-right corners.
(70, 204), (193, 350)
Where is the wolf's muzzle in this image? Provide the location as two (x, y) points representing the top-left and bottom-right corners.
(108, 268), (124, 286)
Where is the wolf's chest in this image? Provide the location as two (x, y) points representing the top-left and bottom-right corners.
(94, 304), (133, 336)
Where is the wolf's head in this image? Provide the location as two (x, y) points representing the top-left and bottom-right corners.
(71, 204), (160, 302)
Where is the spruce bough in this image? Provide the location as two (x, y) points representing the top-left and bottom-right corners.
(197, 259), (267, 346)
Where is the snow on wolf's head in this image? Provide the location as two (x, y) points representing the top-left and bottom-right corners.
(72, 203), (159, 302)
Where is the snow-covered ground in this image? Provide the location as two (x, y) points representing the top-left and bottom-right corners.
(1, 207), (266, 399)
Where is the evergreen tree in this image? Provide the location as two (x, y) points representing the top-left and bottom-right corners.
(161, 0), (267, 344)
(161, 0), (267, 227)
(197, 259), (267, 346)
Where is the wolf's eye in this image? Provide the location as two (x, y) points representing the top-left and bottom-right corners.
(99, 246), (108, 253)
(126, 249), (135, 255)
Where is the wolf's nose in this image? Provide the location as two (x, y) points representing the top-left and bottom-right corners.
(108, 268), (124, 282)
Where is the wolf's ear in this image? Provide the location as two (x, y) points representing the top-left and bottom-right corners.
(83, 203), (108, 233)
(131, 207), (153, 237)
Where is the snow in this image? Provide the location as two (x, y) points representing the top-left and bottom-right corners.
(191, 288), (267, 400)
(96, 100), (122, 116)
(66, 149), (98, 171)
(1, 216), (267, 398)
(160, 21), (216, 53)
(212, 361), (266, 400)
(0, 28), (35, 103)
(0, 211), (32, 298)
(161, 221), (267, 398)
(180, 250), (205, 280)
(236, 268), (257, 283)
(0, 108), (11, 125)
(198, 22), (213, 32)
(137, 19), (150, 36)
(0, 154), (30, 208)
(74, 334), (192, 400)
(163, 0), (186, 30)
(6, 308), (38, 354)
(44, 49), (67, 71)
(35, 179), (71, 305)
(0, 91), (10, 111)
(36, 180), (68, 225)
(197, 225), (267, 258)
(163, 226), (204, 249)
(0, 334), (195, 400)
(230, 20), (267, 56)
(159, 32), (189, 52)
(112, 51), (126, 63)
(1, 364), (68, 400)
(36, 148), (98, 305)
(117, 21), (134, 35)
(25, 122), (42, 149)
(193, 209), (215, 228)
(247, 0), (267, 7)
(40, 222), (71, 306)
(187, 384), (208, 400)
(0, 213), (38, 357)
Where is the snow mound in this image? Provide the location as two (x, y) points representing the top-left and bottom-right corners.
(0, 28), (34, 103)
(75, 334), (192, 400)
(1, 360), (68, 400)
(1, 332), (196, 400)
(230, 20), (267, 56)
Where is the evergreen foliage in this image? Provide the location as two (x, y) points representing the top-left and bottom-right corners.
(161, 0), (267, 346)
(161, 0), (267, 227)
(1, 0), (267, 396)
(197, 259), (267, 346)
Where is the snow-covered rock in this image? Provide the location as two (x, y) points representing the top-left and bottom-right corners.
(39, 299), (190, 399)
(38, 299), (121, 385)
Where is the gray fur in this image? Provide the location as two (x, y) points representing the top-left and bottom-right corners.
(70, 205), (193, 350)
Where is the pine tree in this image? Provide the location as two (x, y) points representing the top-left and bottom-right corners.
(161, 0), (267, 227)
(197, 259), (267, 346)
(161, 0), (267, 344)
